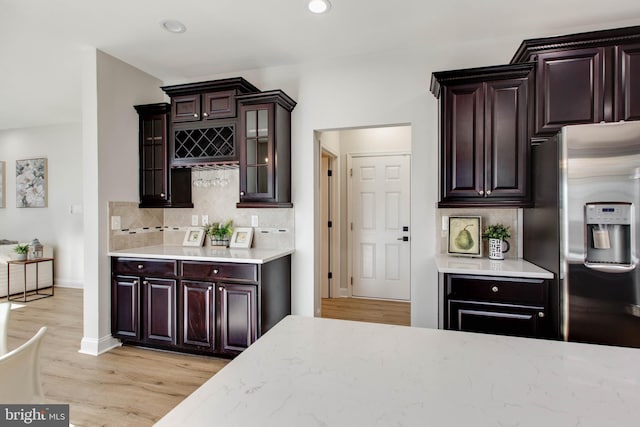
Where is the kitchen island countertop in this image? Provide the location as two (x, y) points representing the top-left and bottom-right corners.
(155, 315), (640, 427)
(435, 254), (553, 279)
(108, 245), (293, 264)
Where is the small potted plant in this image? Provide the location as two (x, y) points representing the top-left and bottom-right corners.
(482, 224), (511, 260)
(13, 243), (29, 261)
(205, 220), (233, 247)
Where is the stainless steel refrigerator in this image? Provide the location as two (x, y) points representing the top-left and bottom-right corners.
(524, 121), (640, 347)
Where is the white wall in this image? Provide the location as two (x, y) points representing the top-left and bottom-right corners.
(81, 48), (165, 355)
(0, 123), (83, 286)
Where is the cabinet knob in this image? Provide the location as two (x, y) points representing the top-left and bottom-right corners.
(143, 280), (149, 285)
(538, 312), (545, 318)
(160, 193), (166, 198)
(193, 113), (199, 118)
(133, 280), (138, 285)
(486, 190), (492, 196)
(218, 286), (223, 291)
(208, 286), (213, 291)
(137, 264), (144, 270)
(213, 269), (219, 274)
(491, 285), (499, 293)
(478, 190), (484, 196)
(240, 191), (245, 196)
(203, 112), (209, 117)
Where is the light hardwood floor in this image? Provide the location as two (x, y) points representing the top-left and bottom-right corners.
(321, 297), (411, 326)
(3, 288), (228, 427)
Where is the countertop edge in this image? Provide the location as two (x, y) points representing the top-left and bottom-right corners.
(108, 246), (294, 264)
(435, 254), (554, 279)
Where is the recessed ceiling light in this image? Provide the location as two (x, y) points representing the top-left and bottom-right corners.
(308, 0), (332, 14)
(160, 19), (187, 34)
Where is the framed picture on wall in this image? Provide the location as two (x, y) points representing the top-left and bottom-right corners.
(16, 158), (47, 208)
(448, 216), (482, 257)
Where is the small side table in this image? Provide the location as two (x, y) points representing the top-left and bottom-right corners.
(7, 257), (55, 303)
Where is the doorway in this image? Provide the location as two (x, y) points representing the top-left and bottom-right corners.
(316, 124), (411, 323)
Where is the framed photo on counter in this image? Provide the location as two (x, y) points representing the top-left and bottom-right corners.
(230, 227), (254, 249)
(447, 216), (482, 257)
(183, 227), (205, 247)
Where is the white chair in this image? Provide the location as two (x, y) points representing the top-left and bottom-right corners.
(0, 302), (10, 355)
(0, 326), (47, 403)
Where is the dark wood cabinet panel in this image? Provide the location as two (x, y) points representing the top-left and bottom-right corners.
(142, 278), (176, 344)
(181, 261), (257, 282)
(485, 78), (530, 199)
(112, 276), (139, 339)
(112, 258), (177, 277)
(535, 48), (605, 136)
(171, 94), (201, 122)
(448, 300), (547, 338)
(218, 283), (258, 354)
(442, 83), (484, 199)
(443, 274), (550, 339)
(181, 280), (215, 350)
(134, 103), (193, 208)
(203, 90), (236, 119)
(237, 91), (296, 208)
(616, 43), (640, 121)
(432, 64), (533, 207)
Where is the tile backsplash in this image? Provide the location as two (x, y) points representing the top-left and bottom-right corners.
(109, 168), (294, 251)
(437, 208), (522, 259)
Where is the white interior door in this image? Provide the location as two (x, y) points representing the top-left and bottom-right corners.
(349, 154), (410, 300)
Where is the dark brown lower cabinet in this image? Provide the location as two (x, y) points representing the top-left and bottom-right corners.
(112, 276), (139, 339)
(444, 273), (551, 339)
(111, 255), (290, 358)
(142, 278), (176, 345)
(218, 283), (257, 354)
(181, 280), (215, 351)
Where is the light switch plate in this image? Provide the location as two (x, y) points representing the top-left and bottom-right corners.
(201, 215), (209, 225)
(251, 215), (259, 227)
(442, 216), (449, 231)
(191, 215), (199, 226)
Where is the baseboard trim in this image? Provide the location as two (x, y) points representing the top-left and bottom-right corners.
(79, 335), (121, 356)
(54, 280), (83, 288)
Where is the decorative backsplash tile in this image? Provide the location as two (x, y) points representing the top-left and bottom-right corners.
(108, 169), (294, 251)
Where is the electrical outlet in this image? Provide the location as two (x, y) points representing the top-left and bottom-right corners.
(191, 215), (199, 226)
(111, 216), (121, 230)
(201, 215), (209, 225)
(251, 215), (259, 227)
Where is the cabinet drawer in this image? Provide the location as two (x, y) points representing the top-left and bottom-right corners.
(112, 258), (177, 277)
(181, 261), (258, 282)
(446, 274), (546, 305)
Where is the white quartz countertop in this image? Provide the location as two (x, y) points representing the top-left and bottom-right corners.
(435, 254), (553, 279)
(155, 315), (640, 427)
(108, 245), (293, 264)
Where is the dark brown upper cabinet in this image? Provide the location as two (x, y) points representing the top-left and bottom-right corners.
(236, 90), (297, 208)
(431, 63), (534, 207)
(511, 26), (640, 137)
(161, 78), (260, 167)
(134, 103), (193, 208)
(162, 78), (260, 123)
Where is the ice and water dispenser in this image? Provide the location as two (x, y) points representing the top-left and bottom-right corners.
(585, 203), (632, 266)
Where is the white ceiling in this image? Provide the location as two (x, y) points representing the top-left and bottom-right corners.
(1, 0), (639, 130)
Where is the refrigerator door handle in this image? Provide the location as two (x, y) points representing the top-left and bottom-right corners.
(584, 263), (637, 273)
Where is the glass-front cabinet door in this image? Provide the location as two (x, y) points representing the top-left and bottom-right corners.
(240, 103), (275, 203)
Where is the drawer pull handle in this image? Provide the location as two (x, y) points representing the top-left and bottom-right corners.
(491, 286), (499, 293)
(137, 264), (144, 270)
(538, 312), (545, 318)
(213, 269), (219, 274)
